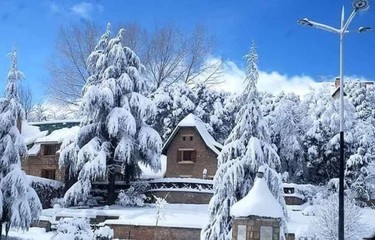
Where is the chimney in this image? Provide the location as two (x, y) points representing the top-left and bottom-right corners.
(335, 77), (341, 88)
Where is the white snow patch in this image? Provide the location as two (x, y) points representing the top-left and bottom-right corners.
(35, 126), (80, 144)
(21, 121), (48, 145)
(231, 177), (283, 219)
(139, 155), (167, 179)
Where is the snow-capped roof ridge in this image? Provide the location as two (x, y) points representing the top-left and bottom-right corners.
(164, 113), (222, 155)
(230, 176), (283, 219)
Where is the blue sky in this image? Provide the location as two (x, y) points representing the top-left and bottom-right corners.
(0, 0), (374, 100)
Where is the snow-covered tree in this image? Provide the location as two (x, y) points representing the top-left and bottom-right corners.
(0, 50), (42, 236)
(201, 43), (286, 240)
(267, 93), (304, 182)
(59, 24), (162, 205)
(152, 82), (196, 141)
(314, 193), (365, 240)
(301, 86), (356, 184)
(193, 82), (232, 143)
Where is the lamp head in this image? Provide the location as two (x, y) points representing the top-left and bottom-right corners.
(359, 26), (373, 33)
(297, 18), (313, 27)
(353, 0), (370, 11)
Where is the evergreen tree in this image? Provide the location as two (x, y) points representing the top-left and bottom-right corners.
(201, 43), (286, 240)
(60, 25), (162, 205)
(0, 50), (41, 237)
(152, 82), (196, 141)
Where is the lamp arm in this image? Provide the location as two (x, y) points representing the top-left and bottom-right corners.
(307, 20), (341, 34)
(343, 9), (358, 32)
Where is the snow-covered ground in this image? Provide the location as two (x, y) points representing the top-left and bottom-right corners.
(7, 203), (375, 239)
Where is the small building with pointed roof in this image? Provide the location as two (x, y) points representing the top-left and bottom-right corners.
(162, 113), (222, 179)
(230, 169), (286, 240)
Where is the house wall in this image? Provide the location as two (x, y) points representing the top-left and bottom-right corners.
(22, 144), (64, 182)
(165, 127), (218, 179)
(106, 224), (201, 240)
(148, 191), (213, 204)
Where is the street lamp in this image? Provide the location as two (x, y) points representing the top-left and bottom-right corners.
(297, 1), (371, 240)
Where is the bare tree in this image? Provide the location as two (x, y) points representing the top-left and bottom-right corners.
(19, 84), (33, 120)
(47, 22), (99, 106)
(46, 22), (223, 105)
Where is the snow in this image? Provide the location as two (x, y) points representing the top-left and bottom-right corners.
(43, 204), (209, 229)
(165, 113), (222, 155)
(29, 119), (81, 125)
(139, 155), (167, 179)
(35, 126), (79, 144)
(27, 143), (41, 156)
(230, 177), (284, 219)
(27, 175), (64, 189)
(149, 177), (213, 185)
(21, 121), (48, 145)
(8, 227), (54, 240)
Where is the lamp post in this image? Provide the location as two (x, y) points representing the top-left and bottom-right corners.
(297, 1), (371, 240)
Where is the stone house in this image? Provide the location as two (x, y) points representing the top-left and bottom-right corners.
(162, 113), (223, 179)
(21, 120), (80, 181)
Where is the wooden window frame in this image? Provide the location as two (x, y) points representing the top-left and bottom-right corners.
(177, 149), (197, 164)
(43, 144), (58, 156)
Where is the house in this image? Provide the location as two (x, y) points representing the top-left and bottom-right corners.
(161, 113), (222, 179)
(21, 120), (80, 181)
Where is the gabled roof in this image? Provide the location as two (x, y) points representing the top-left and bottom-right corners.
(162, 113), (223, 155)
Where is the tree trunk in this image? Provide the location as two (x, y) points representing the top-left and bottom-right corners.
(107, 163), (116, 205)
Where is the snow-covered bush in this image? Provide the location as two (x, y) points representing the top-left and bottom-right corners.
(94, 226), (113, 240)
(313, 194), (366, 240)
(117, 188), (146, 207)
(28, 177), (64, 209)
(52, 217), (93, 240)
(117, 181), (149, 206)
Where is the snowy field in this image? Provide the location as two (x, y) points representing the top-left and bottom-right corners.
(7, 203), (375, 239)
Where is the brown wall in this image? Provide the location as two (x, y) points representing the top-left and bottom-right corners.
(22, 144), (64, 182)
(165, 127), (218, 179)
(107, 224), (201, 240)
(232, 217), (282, 240)
(148, 191), (213, 204)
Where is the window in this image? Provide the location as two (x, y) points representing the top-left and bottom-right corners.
(43, 144), (58, 155)
(182, 135), (193, 141)
(237, 225), (247, 240)
(177, 149), (197, 163)
(41, 169), (56, 180)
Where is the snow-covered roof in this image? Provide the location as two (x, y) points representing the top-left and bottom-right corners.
(231, 177), (283, 219)
(35, 126), (79, 144)
(21, 121), (48, 145)
(28, 143), (41, 156)
(29, 119), (81, 125)
(162, 113), (222, 155)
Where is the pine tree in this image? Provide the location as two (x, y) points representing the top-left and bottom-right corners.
(201, 43), (286, 240)
(59, 25), (162, 205)
(0, 50), (42, 237)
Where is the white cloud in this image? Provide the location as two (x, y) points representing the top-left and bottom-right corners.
(215, 58), (325, 97)
(71, 2), (95, 19)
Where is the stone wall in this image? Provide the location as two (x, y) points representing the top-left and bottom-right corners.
(106, 224), (201, 240)
(165, 127), (218, 179)
(22, 144), (64, 182)
(148, 191), (212, 204)
(232, 217), (288, 240)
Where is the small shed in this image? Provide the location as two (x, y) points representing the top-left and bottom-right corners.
(231, 172), (284, 240)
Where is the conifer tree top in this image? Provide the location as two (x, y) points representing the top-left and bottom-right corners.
(6, 49), (23, 101)
(243, 42), (259, 102)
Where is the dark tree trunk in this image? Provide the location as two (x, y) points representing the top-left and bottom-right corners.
(107, 162), (116, 205)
